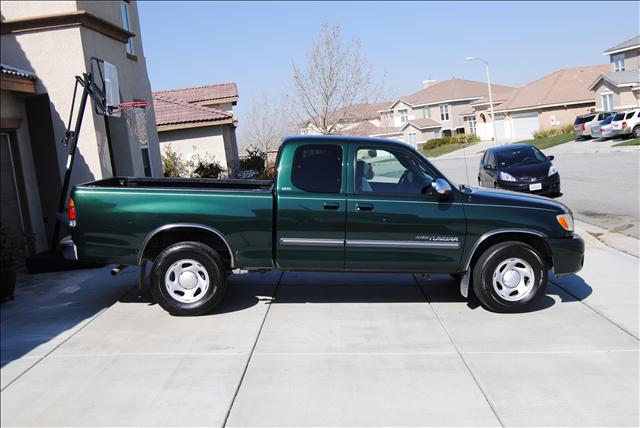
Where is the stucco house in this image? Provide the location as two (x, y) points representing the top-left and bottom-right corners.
(588, 35), (640, 111)
(1, 0), (161, 255)
(153, 83), (240, 174)
(490, 64), (609, 141)
(300, 101), (391, 136)
(369, 79), (515, 146)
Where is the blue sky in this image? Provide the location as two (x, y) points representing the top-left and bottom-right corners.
(138, 1), (639, 129)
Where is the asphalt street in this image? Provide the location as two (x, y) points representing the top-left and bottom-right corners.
(432, 144), (640, 238)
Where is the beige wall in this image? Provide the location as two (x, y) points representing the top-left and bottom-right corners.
(538, 104), (594, 129)
(1, 1), (162, 181)
(0, 90), (49, 252)
(594, 80), (640, 110)
(609, 48), (640, 71)
(158, 125), (229, 170)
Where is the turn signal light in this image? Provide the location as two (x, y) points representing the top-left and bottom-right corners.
(67, 198), (76, 223)
(556, 214), (574, 232)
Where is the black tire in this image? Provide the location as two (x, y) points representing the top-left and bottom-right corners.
(472, 241), (547, 313)
(633, 126), (640, 139)
(150, 241), (227, 316)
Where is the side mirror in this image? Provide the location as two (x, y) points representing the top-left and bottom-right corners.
(547, 155), (555, 161)
(483, 164), (493, 171)
(432, 178), (452, 199)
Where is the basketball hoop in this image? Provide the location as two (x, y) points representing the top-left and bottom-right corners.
(110, 101), (152, 147)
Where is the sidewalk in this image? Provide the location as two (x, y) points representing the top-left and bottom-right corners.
(1, 229), (638, 426)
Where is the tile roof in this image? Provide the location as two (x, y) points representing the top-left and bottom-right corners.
(496, 64), (610, 112)
(153, 82), (238, 104)
(338, 120), (381, 136)
(153, 94), (232, 127)
(370, 125), (403, 136)
(0, 63), (37, 80)
(397, 79), (516, 106)
(603, 35), (640, 54)
(402, 118), (441, 130)
(590, 70), (640, 89)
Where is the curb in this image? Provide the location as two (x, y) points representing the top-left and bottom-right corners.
(575, 219), (639, 258)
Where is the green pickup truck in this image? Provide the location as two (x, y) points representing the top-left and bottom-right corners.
(62, 136), (584, 315)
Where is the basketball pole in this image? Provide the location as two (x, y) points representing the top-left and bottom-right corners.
(50, 72), (101, 252)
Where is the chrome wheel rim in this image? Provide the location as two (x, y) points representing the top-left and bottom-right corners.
(164, 259), (210, 303)
(492, 257), (535, 302)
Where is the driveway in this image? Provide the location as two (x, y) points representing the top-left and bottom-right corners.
(1, 232), (638, 426)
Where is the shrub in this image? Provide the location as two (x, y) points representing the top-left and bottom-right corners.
(422, 134), (480, 150)
(192, 160), (226, 179)
(239, 145), (267, 174)
(161, 145), (187, 177)
(162, 144), (226, 178)
(533, 124), (574, 139)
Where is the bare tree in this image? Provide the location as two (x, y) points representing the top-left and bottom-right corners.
(290, 23), (384, 135)
(242, 93), (291, 155)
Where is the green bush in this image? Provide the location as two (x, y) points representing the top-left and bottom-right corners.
(422, 134), (480, 150)
(192, 160), (226, 179)
(533, 124), (574, 139)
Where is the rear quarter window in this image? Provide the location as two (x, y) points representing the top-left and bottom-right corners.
(291, 144), (342, 193)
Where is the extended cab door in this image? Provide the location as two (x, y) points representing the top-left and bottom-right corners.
(275, 142), (347, 270)
(346, 144), (465, 273)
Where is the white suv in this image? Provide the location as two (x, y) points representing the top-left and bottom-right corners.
(611, 109), (640, 138)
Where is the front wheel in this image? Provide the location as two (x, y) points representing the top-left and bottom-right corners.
(150, 241), (227, 316)
(472, 241), (547, 312)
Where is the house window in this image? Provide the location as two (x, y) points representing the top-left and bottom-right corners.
(141, 147), (152, 177)
(439, 105), (449, 121)
(422, 107), (430, 119)
(121, 1), (134, 55)
(434, 130), (441, 138)
(601, 94), (613, 111)
(612, 54), (625, 72)
(408, 132), (417, 146)
(399, 109), (408, 123)
(384, 111), (393, 121)
(465, 116), (477, 134)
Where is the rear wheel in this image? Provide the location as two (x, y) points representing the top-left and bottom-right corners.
(633, 126), (640, 138)
(150, 241), (227, 316)
(472, 241), (547, 312)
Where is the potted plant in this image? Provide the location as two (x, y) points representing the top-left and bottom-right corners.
(1, 224), (19, 301)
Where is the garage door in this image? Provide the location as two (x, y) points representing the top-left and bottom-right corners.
(511, 112), (539, 141)
(494, 116), (506, 143)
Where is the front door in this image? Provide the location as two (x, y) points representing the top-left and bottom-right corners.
(276, 142), (346, 270)
(346, 145), (466, 273)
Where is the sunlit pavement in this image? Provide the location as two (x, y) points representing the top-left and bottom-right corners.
(1, 231), (638, 427)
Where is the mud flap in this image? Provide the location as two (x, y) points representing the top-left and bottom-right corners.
(460, 271), (470, 298)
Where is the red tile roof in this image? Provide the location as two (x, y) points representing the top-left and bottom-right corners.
(338, 120), (381, 136)
(403, 118), (441, 129)
(153, 82), (238, 104)
(153, 94), (232, 127)
(399, 79), (516, 106)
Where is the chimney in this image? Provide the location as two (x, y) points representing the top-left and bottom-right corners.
(422, 79), (436, 89)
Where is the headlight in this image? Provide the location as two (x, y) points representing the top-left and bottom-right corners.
(499, 171), (516, 182)
(556, 214), (574, 232)
(548, 165), (558, 176)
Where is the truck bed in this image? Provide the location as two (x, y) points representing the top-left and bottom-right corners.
(70, 177), (274, 267)
(83, 177), (274, 191)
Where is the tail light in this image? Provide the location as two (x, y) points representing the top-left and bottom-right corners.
(67, 198), (76, 225)
(622, 121), (627, 129)
(601, 128), (605, 132)
(581, 123), (585, 131)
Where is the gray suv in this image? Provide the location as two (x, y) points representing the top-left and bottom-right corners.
(574, 112), (614, 139)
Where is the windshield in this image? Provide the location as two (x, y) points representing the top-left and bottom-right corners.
(495, 146), (546, 167)
(613, 113), (625, 121)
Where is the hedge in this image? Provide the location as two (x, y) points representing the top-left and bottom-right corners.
(420, 134), (480, 150)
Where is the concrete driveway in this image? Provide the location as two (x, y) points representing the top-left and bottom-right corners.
(1, 232), (638, 427)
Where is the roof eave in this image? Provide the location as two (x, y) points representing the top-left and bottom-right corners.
(157, 118), (235, 131)
(603, 44), (640, 55)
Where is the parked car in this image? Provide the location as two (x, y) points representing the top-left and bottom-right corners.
(478, 143), (560, 197)
(61, 136), (583, 315)
(590, 115), (616, 139)
(611, 109), (640, 138)
(588, 112), (616, 138)
(573, 112), (613, 138)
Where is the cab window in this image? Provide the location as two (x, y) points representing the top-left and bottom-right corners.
(355, 148), (435, 195)
(291, 145), (342, 193)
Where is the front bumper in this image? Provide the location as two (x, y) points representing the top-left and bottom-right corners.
(548, 234), (584, 276)
(60, 235), (78, 260)
(497, 174), (561, 196)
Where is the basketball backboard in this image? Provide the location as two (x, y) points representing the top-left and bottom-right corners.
(90, 58), (120, 117)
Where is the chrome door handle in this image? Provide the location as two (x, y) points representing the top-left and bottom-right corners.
(356, 203), (374, 212)
(323, 202), (340, 210)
